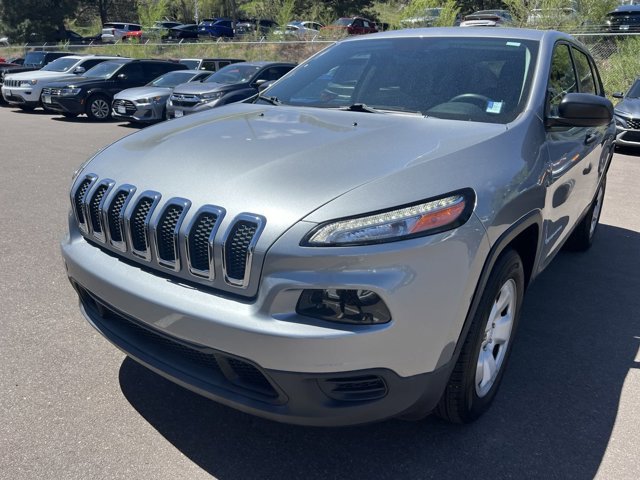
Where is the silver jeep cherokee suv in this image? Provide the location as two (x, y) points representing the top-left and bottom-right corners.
(62, 28), (615, 426)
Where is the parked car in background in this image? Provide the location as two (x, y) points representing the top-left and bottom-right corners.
(63, 28), (614, 427)
(235, 19), (279, 36)
(198, 18), (234, 38)
(178, 58), (245, 71)
(162, 24), (199, 42)
(322, 17), (378, 36)
(460, 10), (513, 27)
(613, 78), (640, 147)
(101, 22), (143, 43)
(112, 69), (211, 123)
(41, 58), (186, 120)
(0, 35), (8, 46)
(606, 5), (640, 32)
(6, 57), (24, 65)
(274, 21), (324, 39)
(167, 61), (295, 118)
(0, 51), (74, 95)
(2, 55), (117, 110)
(401, 7), (444, 27)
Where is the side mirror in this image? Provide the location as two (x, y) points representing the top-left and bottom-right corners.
(74, 66), (85, 74)
(254, 78), (267, 88)
(117, 73), (127, 80)
(612, 92), (624, 99)
(258, 80), (274, 92)
(546, 93), (613, 128)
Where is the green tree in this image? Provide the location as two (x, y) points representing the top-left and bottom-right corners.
(1, 0), (80, 42)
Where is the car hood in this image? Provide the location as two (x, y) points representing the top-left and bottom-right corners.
(114, 86), (172, 100)
(614, 98), (640, 117)
(3, 70), (78, 81)
(85, 103), (508, 232)
(172, 81), (238, 95)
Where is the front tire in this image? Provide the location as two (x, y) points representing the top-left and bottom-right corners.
(436, 249), (525, 423)
(86, 94), (111, 121)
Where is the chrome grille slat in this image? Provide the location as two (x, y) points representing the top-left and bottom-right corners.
(154, 198), (191, 271)
(222, 214), (265, 288)
(185, 206), (225, 280)
(126, 191), (161, 262)
(71, 174), (97, 234)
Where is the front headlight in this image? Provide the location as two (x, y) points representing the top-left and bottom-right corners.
(136, 96), (162, 105)
(200, 91), (224, 102)
(60, 87), (81, 96)
(303, 189), (475, 246)
(19, 79), (37, 87)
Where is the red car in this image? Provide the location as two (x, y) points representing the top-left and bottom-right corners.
(323, 17), (378, 35)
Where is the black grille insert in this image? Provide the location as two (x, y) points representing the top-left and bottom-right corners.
(319, 375), (388, 402)
(189, 211), (219, 273)
(89, 184), (109, 234)
(157, 204), (184, 263)
(108, 190), (130, 243)
(131, 197), (154, 253)
(74, 178), (93, 225)
(225, 220), (258, 282)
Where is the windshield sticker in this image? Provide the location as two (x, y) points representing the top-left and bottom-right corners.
(486, 101), (503, 114)
(506, 42), (521, 47)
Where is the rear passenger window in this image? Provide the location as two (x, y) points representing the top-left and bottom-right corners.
(202, 61), (218, 70)
(571, 48), (596, 95)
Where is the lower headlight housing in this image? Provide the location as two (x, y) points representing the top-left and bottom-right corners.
(296, 289), (391, 325)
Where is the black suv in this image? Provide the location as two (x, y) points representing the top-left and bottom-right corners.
(0, 51), (74, 96)
(607, 5), (640, 32)
(42, 59), (187, 121)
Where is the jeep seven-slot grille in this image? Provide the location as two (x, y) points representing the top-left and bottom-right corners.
(225, 221), (258, 281)
(72, 175), (264, 290)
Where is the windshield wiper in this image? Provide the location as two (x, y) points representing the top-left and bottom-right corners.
(258, 95), (281, 106)
(339, 103), (379, 113)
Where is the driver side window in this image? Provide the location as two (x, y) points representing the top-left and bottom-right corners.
(547, 44), (577, 116)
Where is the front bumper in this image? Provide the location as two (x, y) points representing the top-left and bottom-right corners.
(166, 99), (219, 118)
(615, 125), (640, 147)
(62, 212), (488, 425)
(1, 86), (40, 107)
(112, 102), (164, 123)
(44, 95), (85, 115)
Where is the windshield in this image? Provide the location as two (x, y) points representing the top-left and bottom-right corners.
(84, 61), (124, 79)
(179, 59), (199, 69)
(333, 18), (352, 26)
(627, 80), (640, 98)
(205, 64), (261, 84)
(148, 71), (197, 87)
(24, 51), (47, 67)
(262, 36), (538, 124)
(41, 57), (79, 72)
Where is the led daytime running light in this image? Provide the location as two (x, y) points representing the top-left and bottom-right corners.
(307, 194), (469, 246)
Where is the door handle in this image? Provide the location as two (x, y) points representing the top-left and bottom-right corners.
(583, 163), (592, 175)
(585, 133), (598, 145)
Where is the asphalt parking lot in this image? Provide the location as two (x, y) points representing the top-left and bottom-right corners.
(0, 105), (638, 480)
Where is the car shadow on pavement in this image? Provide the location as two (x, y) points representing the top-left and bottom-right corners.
(118, 223), (639, 480)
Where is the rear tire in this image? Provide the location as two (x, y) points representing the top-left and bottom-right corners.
(86, 94), (111, 121)
(565, 177), (606, 251)
(436, 249), (524, 423)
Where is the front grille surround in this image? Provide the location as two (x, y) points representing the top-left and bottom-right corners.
(71, 174), (98, 234)
(185, 205), (226, 280)
(112, 98), (137, 115)
(85, 179), (115, 243)
(152, 197), (191, 271)
(222, 214), (266, 289)
(125, 191), (162, 262)
(72, 176), (267, 294)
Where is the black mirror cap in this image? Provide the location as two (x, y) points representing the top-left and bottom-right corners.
(612, 92), (624, 99)
(547, 93), (613, 128)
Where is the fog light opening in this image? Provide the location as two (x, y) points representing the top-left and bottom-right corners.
(296, 289), (391, 325)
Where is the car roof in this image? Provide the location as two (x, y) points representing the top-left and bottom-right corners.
(234, 61), (296, 67)
(610, 5), (640, 13)
(348, 26), (564, 42)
